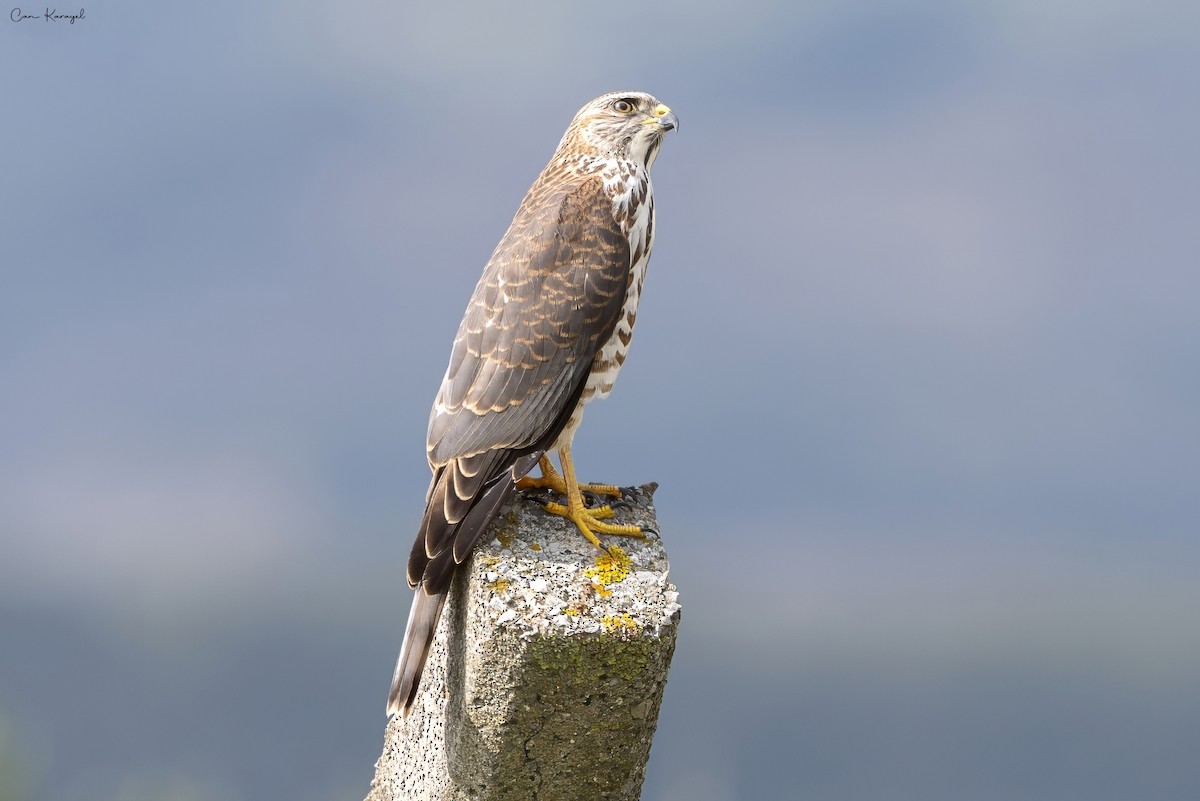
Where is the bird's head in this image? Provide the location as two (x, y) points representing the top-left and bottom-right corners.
(557, 91), (678, 169)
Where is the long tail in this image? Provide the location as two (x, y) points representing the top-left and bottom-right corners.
(387, 453), (532, 717)
(386, 586), (448, 718)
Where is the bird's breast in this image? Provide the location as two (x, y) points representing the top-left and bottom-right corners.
(581, 179), (655, 405)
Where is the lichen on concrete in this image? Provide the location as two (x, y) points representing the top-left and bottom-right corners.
(366, 483), (680, 801)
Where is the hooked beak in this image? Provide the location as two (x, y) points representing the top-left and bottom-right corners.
(643, 103), (679, 133)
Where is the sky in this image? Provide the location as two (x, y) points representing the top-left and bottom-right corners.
(3, 1), (1200, 799)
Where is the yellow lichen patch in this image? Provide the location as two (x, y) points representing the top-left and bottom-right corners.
(563, 605), (581, 617)
(584, 545), (632, 588)
(602, 613), (640, 636)
(489, 577), (510, 594)
(492, 510), (519, 550)
(530, 542), (542, 551)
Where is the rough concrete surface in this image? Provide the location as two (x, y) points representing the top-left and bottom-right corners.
(366, 483), (681, 801)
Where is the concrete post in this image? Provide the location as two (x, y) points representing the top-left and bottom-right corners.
(366, 483), (681, 801)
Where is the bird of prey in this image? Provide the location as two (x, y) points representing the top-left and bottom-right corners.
(387, 91), (678, 718)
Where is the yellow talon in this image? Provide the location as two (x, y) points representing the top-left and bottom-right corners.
(542, 501), (642, 550)
(515, 456), (564, 492)
(543, 501), (615, 519)
(516, 457), (622, 498)
(517, 449), (642, 550)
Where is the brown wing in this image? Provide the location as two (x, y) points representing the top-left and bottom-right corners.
(408, 171), (632, 593)
(391, 172), (631, 717)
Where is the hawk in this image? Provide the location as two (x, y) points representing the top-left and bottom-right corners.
(387, 91), (678, 717)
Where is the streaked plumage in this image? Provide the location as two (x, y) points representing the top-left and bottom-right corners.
(387, 91), (677, 717)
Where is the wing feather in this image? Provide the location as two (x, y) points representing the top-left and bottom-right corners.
(427, 175), (630, 463)
(406, 171), (632, 599)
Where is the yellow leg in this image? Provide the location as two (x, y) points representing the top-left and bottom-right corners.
(542, 443), (643, 551)
(516, 455), (623, 499)
(514, 456), (564, 492)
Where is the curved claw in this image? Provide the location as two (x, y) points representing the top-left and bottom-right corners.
(543, 500), (643, 550)
(582, 489), (609, 509)
(521, 447), (644, 550)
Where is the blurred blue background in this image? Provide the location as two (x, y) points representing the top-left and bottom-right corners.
(3, 1), (1199, 799)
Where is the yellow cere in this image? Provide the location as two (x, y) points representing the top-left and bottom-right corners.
(643, 103), (672, 124)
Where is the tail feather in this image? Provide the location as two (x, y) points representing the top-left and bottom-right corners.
(387, 389), (583, 717)
(386, 587), (448, 718)
(390, 469), (517, 717)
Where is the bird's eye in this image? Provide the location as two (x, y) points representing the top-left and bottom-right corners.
(613, 99), (636, 113)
